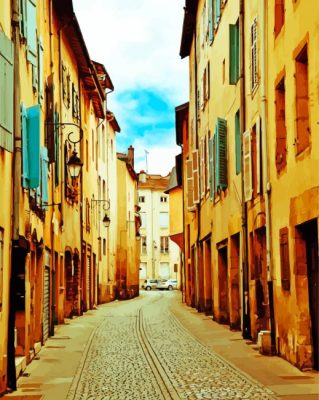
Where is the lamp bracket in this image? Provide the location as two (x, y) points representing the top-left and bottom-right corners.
(91, 199), (110, 211)
(46, 122), (83, 145)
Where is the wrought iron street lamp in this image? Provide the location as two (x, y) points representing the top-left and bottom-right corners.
(67, 149), (83, 178)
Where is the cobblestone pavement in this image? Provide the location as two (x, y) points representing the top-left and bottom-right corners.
(66, 292), (277, 400)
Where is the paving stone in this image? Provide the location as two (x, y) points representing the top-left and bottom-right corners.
(66, 293), (277, 400)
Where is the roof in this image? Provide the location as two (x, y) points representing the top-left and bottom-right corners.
(175, 102), (189, 146)
(138, 174), (170, 190)
(92, 61), (114, 92)
(180, 0), (198, 59)
(106, 110), (121, 133)
(164, 167), (178, 193)
(53, 0), (105, 118)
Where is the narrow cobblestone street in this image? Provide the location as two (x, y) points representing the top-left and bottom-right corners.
(66, 292), (275, 400)
(5, 291), (318, 400)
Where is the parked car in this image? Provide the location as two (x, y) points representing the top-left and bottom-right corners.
(142, 279), (159, 290)
(157, 279), (178, 291)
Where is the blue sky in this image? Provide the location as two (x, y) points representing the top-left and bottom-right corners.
(74, 0), (188, 176)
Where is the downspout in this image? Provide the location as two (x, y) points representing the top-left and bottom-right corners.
(194, 13), (200, 310)
(79, 75), (84, 313)
(239, 0), (251, 339)
(178, 143), (186, 303)
(7, 0), (21, 390)
(260, 0), (276, 353)
(49, 0), (56, 337)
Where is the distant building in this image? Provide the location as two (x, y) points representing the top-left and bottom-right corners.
(138, 173), (181, 287)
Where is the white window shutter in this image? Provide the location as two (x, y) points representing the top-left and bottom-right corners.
(256, 116), (261, 194)
(243, 130), (252, 201)
(186, 158), (194, 209)
(192, 150), (200, 204)
(206, 62), (210, 100)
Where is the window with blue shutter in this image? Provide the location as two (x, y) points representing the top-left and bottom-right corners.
(216, 117), (228, 190)
(41, 147), (49, 209)
(235, 110), (241, 174)
(209, 0), (214, 43)
(0, 31), (14, 152)
(26, 104), (41, 188)
(26, 0), (37, 66)
(214, 0), (221, 28)
(21, 105), (29, 188)
(229, 21), (240, 85)
(20, 0), (28, 38)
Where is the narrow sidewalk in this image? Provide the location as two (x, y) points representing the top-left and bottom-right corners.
(170, 293), (319, 400)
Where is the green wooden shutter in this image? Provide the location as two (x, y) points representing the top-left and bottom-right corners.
(55, 110), (60, 185)
(46, 74), (55, 162)
(27, 104), (41, 188)
(41, 147), (49, 209)
(209, 0), (214, 43)
(0, 32), (14, 152)
(229, 22), (239, 84)
(235, 110), (241, 174)
(21, 104), (29, 187)
(26, 0), (37, 66)
(216, 117), (228, 190)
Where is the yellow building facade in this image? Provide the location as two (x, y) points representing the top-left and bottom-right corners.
(179, 0), (319, 371)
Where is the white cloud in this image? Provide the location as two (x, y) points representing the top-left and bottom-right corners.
(73, 0), (189, 107)
(131, 138), (180, 177)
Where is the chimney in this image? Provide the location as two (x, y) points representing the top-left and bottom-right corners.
(127, 145), (134, 168)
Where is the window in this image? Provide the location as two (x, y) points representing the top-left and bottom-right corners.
(21, 104), (41, 189)
(160, 196), (167, 203)
(0, 228), (3, 311)
(235, 110), (241, 174)
(140, 212), (146, 228)
(62, 63), (70, 108)
(279, 227), (290, 291)
(275, 76), (287, 173)
(251, 18), (258, 92)
(159, 212), (169, 228)
(215, 117), (228, 191)
(72, 83), (80, 120)
(0, 31), (14, 152)
(186, 157), (194, 209)
(251, 121), (262, 198)
(103, 239), (106, 256)
(139, 196), (145, 203)
(92, 130), (94, 161)
(214, 0), (221, 29)
(295, 44), (309, 154)
(86, 198), (90, 231)
(21, 0), (37, 66)
(229, 20), (240, 85)
(274, 0), (284, 37)
(141, 236), (147, 254)
(160, 236), (169, 254)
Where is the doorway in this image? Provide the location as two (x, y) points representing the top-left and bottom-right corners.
(218, 244), (229, 324)
(297, 219), (318, 370)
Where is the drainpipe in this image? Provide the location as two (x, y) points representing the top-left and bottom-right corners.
(7, 0), (21, 390)
(260, 0), (276, 353)
(178, 142), (186, 303)
(239, 0), (251, 340)
(194, 13), (200, 310)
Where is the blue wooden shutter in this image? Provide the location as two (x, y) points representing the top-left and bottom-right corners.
(0, 32), (14, 152)
(20, 0), (28, 38)
(216, 117), (228, 190)
(26, 0), (37, 66)
(27, 104), (41, 188)
(55, 110), (60, 185)
(235, 110), (241, 174)
(209, 0), (214, 43)
(41, 147), (49, 209)
(21, 105), (29, 187)
(214, 0), (221, 28)
(229, 23), (239, 84)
